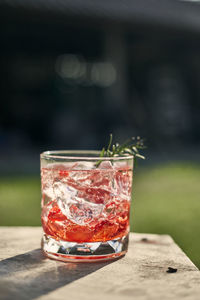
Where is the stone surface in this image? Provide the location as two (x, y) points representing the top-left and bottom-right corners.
(0, 227), (200, 300)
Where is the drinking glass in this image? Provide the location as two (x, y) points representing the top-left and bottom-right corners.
(41, 151), (133, 262)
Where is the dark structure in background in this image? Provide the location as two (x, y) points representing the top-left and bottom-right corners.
(1, 0), (200, 173)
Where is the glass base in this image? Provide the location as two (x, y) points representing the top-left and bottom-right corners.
(42, 234), (129, 262)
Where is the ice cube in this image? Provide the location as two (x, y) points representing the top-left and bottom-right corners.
(41, 168), (55, 199)
(114, 169), (132, 199)
(69, 170), (92, 183)
(53, 180), (71, 200)
(67, 199), (104, 225)
(98, 161), (113, 169)
(70, 161), (96, 170)
(43, 186), (55, 200)
(54, 181), (104, 225)
(46, 162), (77, 170)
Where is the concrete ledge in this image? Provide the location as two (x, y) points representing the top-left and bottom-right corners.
(0, 227), (200, 300)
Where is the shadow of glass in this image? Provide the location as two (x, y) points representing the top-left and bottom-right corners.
(0, 248), (117, 300)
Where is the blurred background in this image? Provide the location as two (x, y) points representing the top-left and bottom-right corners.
(0, 0), (200, 267)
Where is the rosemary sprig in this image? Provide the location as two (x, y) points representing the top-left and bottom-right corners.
(95, 134), (145, 167)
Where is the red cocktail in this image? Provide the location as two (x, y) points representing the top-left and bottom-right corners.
(41, 151), (133, 262)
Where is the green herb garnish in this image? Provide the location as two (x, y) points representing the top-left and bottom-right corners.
(96, 134), (145, 167)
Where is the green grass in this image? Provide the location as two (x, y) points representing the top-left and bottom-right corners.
(0, 162), (199, 268)
(0, 177), (41, 226)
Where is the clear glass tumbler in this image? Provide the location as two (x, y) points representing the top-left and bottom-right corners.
(41, 151), (133, 262)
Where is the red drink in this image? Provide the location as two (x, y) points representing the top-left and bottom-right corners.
(41, 151), (133, 262)
(42, 166), (132, 243)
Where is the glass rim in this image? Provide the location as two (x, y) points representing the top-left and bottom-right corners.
(40, 150), (134, 161)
